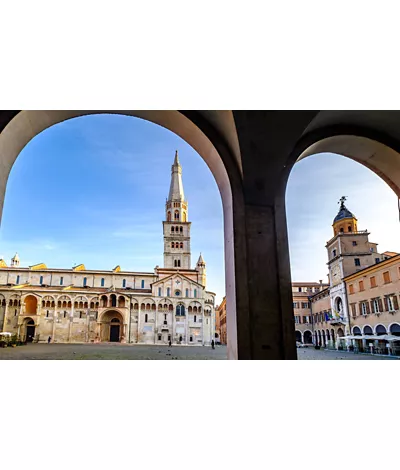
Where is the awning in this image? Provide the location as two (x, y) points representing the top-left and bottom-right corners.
(339, 334), (400, 342)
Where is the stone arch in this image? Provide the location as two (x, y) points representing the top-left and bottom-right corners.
(295, 330), (302, 343)
(24, 295), (38, 315)
(0, 111), (241, 357)
(353, 326), (362, 336)
(118, 296), (126, 308)
(389, 323), (400, 336)
(303, 330), (312, 344)
(375, 324), (387, 336)
(363, 325), (373, 336)
(99, 310), (124, 343)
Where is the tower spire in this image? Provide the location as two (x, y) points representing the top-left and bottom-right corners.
(168, 150), (185, 201)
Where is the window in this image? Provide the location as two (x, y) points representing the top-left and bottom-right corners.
(174, 210), (179, 220)
(194, 315), (197, 322)
(355, 258), (361, 267)
(359, 280), (364, 291)
(375, 258), (380, 264)
(348, 226), (352, 232)
(301, 302), (309, 308)
(293, 302), (298, 309)
(16, 275), (20, 284)
(361, 302), (367, 315)
(40, 276), (43, 284)
(332, 249), (337, 257)
(186, 288), (189, 297)
(79, 312), (83, 319)
(352, 241), (357, 246)
(145, 313), (148, 322)
(158, 287), (162, 296)
(14, 309), (17, 316)
(349, 284), (354, 294)
(180, 227), (183, 233)
(141, 280), (145, 288)
(383, 271), (391, 284)
(298, 287), (302, 292)
(350, 303), (357, 317)
(60, 277), (63, 286)
(387, 296), (395, 311)
(372, 298), (381, 313)
(101, 278), (105, 287)
(303, 316), (307, 324)
(194, 289), (197, 298)
(174, 260), (181, 267)
(46, 310), (49, 318)
(167, 287), (170, 296)
(175, 290), (180, 296)
(158, 334), (162, 341)
(370, 276), (376, 288)
(122, 279), (126, 288)
(83, 277), (87, 287)
(190, 336), (193, 342)
(171, 242), (175, 248)
(64, 311), (67, 318)
(171, 226), (174, 232)
(294, 316), (300, 324)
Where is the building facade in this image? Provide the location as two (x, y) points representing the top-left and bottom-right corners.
(216, 296), (226, 344)
(0, 152), (216, 345)
(293, 197), (400, 353)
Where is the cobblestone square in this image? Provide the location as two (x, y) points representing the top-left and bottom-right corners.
(0, 343), (398, 360)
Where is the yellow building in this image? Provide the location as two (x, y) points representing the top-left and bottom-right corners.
(216, 297), (226, 345)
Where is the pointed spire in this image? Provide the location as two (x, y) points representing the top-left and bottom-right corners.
(197, 253), (205, 265)
(168, 150), (185, 201)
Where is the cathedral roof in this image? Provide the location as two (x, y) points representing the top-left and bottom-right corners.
(333, 197), (356, 223)
(197, 253), (205, 264)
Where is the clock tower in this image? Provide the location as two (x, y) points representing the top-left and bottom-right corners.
(326, 196), (384, 331)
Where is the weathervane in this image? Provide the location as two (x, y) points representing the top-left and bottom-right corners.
(338, 196), (347, 208)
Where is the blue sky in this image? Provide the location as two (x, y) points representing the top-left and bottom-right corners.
(1, 114), (399, 304)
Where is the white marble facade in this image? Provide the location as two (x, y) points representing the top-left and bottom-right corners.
(0, 152), (216, 345)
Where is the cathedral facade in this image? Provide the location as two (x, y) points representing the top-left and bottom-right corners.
(0, 152), (216, 345)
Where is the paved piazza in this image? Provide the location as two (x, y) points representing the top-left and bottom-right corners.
(0, 344), (399, 360)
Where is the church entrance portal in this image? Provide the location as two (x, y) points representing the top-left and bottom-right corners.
(26, 319), (35, 342)
(110, 318), (121, 342)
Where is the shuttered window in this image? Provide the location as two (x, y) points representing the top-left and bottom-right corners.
(383, 271), (391, 284)
(370, 276), (376, 288)
(359, 280), (364, 291)
(349, 284), (354, 294)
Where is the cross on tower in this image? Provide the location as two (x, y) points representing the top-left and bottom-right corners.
(338, 196), (347, 208)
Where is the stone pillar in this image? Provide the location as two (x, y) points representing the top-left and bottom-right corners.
(137, 304), (141, 344)
(154, 306), (158, 344)
(68, 303), (74, 343)
(52, 298), (58, 342)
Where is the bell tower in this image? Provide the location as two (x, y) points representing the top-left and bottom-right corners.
(163, 151), (191, 269)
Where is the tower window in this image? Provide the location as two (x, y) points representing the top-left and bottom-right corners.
(60, 277), (64, 286)
(83, 277), (87, 287)
(171, 226), (174, 232)
(348, 226), (352, 232)
(180, 227), (183, 233)
(332, 249), (337, 257)
(40, 276), (43, 284)
(375, 258), (380, 264)
(141, 280), (145, 288)
(174, 210), (179, 220)
(194, 315), (197, 322)
(122, 279), (126, 288)
(101, 278), (105, 287)
(171, 242), (175, 248)
(354, 258), (361, 267)
(16, 275), (20, 284)
(167, 212), (171, 221)
(180, 242), (183, 249)
(174, 260), (181, 267)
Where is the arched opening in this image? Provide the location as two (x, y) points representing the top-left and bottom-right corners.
(25, 318), (35, 342)
(390, 324), (400, 337)
(24, 295), (37, 315)
(363, 326), (373, 336)
(295, 331), (302, 343)
(100, 311), (124, 343)
(375, 325), (387, 336)
(353, 326), (362, 336)
(303, 331), (312, 344)
(118, 296), (125, 308)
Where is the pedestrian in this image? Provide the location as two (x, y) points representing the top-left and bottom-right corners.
(211, 339), (215, 349)
(168, 339), (172, 347)
(47, 336), (51, 344)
